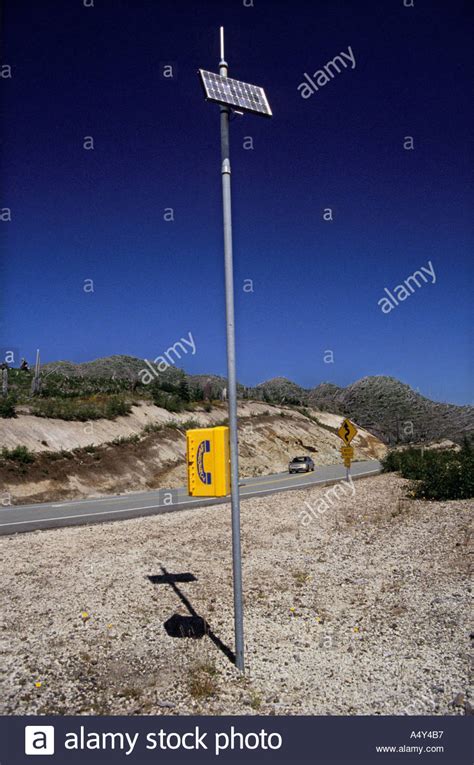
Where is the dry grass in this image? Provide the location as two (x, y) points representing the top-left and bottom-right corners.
(188, 660), (219, 700)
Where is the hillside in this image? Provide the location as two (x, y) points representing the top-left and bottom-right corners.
(42, 355), (146, 379)
(255, 376), (309, 404)
(5, 355), (472, 445)
(308, 376), (473, 445)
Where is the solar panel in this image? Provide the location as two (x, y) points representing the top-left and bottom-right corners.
(199, 69), (272, 117)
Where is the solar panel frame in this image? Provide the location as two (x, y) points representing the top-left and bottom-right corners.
(199, 69), (272, 118)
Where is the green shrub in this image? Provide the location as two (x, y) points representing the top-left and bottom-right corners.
(148, 372), (196, 413)
(104, 395), (132, 418)
(151, 389), (185, 413)
(297, 407), (310, 418)
(31, 398), (98, 421)
(382, 445), (473, 500)
(1, 445), (35, 463)
(180, 419), (200, 430)
(382, 447), (428, 478)
(383, 447), (429, 479)
(53, 449), (74, 460)
(38, 373), (133, 399)
(401, 449), (432, 479)
(381, 450), (403, 473)
(143, 422), (162, 434)
(31, 394), (132, 421)
(189, 384), (204, 401)
(413, 442), (474, 500)
(0, 396), (16, 418)
(109, 434), (140, 446)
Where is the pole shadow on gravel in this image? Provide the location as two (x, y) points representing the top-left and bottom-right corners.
(148, 566), (236, 665)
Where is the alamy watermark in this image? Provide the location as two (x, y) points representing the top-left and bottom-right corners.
(298, 45), (356, 99)
(299, 475), (355, 526)
(378, 260), (436, 314)
(139, 331), (196, 384)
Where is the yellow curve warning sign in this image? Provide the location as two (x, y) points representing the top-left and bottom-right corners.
(186, 426), (231, 497)
(337, 418), (358, 445)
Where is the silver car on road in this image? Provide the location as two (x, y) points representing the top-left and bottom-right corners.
(289, 455), (315, 474)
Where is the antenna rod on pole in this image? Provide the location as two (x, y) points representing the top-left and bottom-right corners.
(219, 26), (225, 64)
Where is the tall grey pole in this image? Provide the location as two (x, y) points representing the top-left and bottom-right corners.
(219, 28), (245, 673)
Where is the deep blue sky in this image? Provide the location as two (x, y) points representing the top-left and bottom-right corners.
(1, 0), (472, 404)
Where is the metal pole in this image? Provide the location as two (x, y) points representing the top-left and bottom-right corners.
(219, 27), (244, 673)
(32, 348), (41, 395)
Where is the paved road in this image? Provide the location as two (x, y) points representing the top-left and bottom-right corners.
(0, 460), (381, 536)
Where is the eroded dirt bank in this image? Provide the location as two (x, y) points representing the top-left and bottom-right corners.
(0, 402), (385, 504)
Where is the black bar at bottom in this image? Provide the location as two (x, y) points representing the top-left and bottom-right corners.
(4, 715), (472, 764)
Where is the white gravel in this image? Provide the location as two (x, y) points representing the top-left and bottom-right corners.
(0, 474), (471, 716)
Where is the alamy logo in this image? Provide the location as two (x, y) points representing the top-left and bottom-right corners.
(378, 260), (436, 313)
(25, 726), (55, 755)
(297, 46), (356, 99)
(138, 330), (196, 385)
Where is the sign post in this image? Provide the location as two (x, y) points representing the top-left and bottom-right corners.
(198, 29), (272, 673)
(337, 418), (358, 480)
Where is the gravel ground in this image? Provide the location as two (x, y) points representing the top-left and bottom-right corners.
(0, 474), (471, 716)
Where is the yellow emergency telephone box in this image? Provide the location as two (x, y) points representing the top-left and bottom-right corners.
(186, 426), (231, 497)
